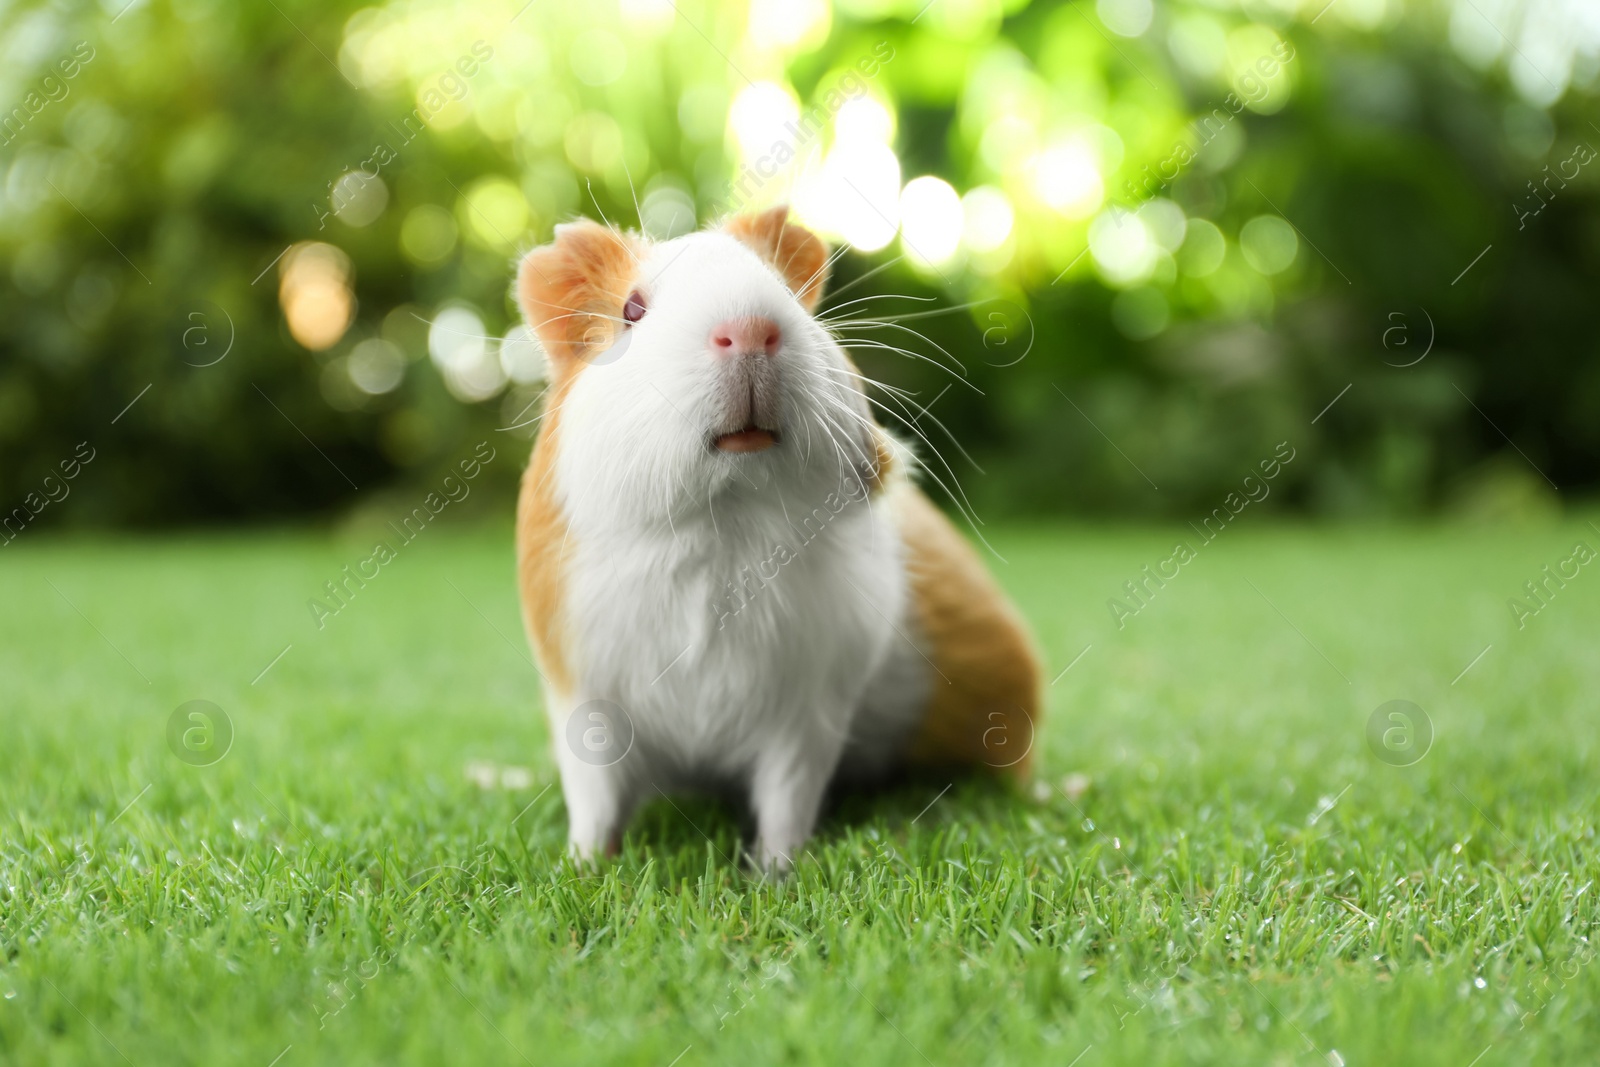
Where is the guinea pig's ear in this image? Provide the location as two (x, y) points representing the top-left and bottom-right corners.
(725, 205), (829, 312)
(515, 219), (641, 373)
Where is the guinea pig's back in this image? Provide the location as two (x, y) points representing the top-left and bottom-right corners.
(892, 484), (1042, 776)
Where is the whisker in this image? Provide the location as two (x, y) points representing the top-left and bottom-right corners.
(871, 392), (984, 477)
(810, 362), (931, 413)
(819, 253), (907, 307)
(792, 242), (854, 304)
(619, 153), (647, 234)
(831, 319), (968, 376)
(585, 179), (646, 268)
(805, 363), (992, 538)
(835, 338), (983, 395)
(822, 299), (998, 326)
(819, 367), (982, 485)
(496, 385), (561, 433)
(815, 293), (937, 322)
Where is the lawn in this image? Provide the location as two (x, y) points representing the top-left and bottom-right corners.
(2, 515), (1597, 1065)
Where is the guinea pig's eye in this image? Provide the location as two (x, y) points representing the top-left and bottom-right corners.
(623, 289), (647, 324)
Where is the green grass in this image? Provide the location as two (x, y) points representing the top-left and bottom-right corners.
(3, 515), (1599, 1066)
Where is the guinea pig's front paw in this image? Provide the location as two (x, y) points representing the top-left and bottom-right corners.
(750, 825), (819, 877)
(748, 747), (833, 877)
(559, 764), (630, 869)
(565, 841), (602, 872)
(748, 839), (798, 878)
(565, 827), (623, 872)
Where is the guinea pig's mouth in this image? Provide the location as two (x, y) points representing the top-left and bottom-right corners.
(712, 425), (780, 454)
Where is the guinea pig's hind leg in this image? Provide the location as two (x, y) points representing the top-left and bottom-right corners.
(748, 726), (846, 875)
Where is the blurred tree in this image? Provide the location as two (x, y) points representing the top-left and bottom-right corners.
(0, 0), (1595, 533)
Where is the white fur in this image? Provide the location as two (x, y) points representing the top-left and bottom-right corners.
(538, 231), (930, 870)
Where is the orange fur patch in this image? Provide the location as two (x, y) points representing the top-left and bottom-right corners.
(725, 205), (829, 311)
(517, 220), (642, 375)
(515, 376), (575, 697)
(511, 221), (644, 697)
(867, 425), (895, 496)
(896, 486), (1042, 777)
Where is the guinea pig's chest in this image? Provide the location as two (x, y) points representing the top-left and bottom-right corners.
(561, 501), (905, 753)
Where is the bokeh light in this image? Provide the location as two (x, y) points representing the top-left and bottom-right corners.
(428, 305), (505, 402)
(960, 185), (1014, 253)
(1239, 215), (1298, 275)
(459, 177), (530, 252)
(349, 338), (407, 395)
(498, 325), (547, 385)
(729, 81), (800, 158)
(331, 171), (389, 228)
(641, 184), (698, 239)
(619, 0), (675, 33)
(806, 140), (901, 251)
(1178, 218), (1225, 277)
(1096, 0), (1154, 38)
(279, 242), (355, 352)
(899, 176), (963, 266)
(400, 204), (459, 264)
(1029, 138), (1104, 220)
(748, 0), (832, 52)
(1088, 209), (1157, 287)
(798, 95), (904, 251)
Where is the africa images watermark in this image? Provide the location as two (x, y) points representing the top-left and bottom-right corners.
(1118, 38), (1297, 210)
(718, 40), (896, 217)
(306, 441), (497, 629)
(310, 942), (400, 1032)
(1506, 538), (1596, 630)
(709, 465), (876, 630)
(711, 939), (808, 1030)
(1513, 139), (1596, 231)
(1, 441), (97, 548)
(314, 40), (495, 230)
(1106, 441), (1297, 629)
(0, 40), (95, 147)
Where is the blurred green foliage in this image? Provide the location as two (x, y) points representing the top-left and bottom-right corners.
(1, 0), (1596, 531)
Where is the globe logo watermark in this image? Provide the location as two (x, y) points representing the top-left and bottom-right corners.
(565, 699), (634, 767)
(980, 705), (1035, 769)
(978, 299), (1034, 368)
(178, 301), (235, 368)
(582, 322), (632, 367)
(1365, 699), (1433, 767)
(166, 700), (234, 767)
(1380, 307), (1434, 368)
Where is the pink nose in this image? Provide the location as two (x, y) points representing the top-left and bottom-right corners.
(709, 316), (781, 358)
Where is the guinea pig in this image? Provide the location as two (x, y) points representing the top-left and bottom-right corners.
(513, 204), (1040, 872)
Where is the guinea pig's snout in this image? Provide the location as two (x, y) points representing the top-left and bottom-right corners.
(708, 316), (781, 359)
(707, 315), (784, 455)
